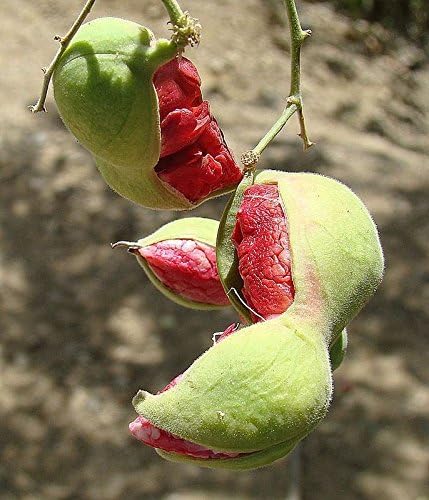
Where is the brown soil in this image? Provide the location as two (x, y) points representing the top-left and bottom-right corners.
(1, 1), (428, 499)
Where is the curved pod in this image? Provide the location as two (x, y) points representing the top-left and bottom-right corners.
(53, 17), (242, 210)
(115, 218), (230, 310)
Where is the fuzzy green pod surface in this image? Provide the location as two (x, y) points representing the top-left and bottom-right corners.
(53, 17), (242, 209)
(129, 171), (383, 469)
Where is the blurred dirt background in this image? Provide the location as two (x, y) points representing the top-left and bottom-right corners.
(1, 0), (428, 499)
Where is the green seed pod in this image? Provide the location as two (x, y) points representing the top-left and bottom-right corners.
(216, 170), (255, 323)
(53, 17), (180, 207)
(113, 218), (230, 310)
(218, 170), (384, 342)
(53, 17), (242, 209)
(133, 317), (332, 469)
(130, 171), (383, 469)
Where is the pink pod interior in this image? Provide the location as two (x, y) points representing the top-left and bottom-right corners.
(139, 239), (230, 306)
(232, 184), (295, 321)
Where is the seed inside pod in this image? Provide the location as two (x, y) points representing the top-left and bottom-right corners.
(153, 57), (243, 203)
(129, 323), (245, 460)
(232, 184), (295, 321)
(130, 171), (384, 470)
(137, 239), (230, 307)
(129, 415), (243, 458)
(53, 19), (244, 210)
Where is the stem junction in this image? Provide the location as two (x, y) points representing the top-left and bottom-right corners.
(241, 0), (313, 169)
(29, 0), (96, 113)
(29, 0), (200, 113)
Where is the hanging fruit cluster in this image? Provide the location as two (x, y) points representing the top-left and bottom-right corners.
(32, 0), (383, 471)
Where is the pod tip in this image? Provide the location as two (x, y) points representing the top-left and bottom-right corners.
(132, 389), (152, 410)
(111, 241), (141, 252)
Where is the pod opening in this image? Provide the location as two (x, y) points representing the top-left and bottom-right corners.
(152, 57), (243, 203)
(137, 239), (230, 306)
(232, 183), (295, 322)
(129, 323), (252, 460)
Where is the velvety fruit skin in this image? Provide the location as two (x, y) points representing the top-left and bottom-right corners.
(126, 218), (230, 310)
(130, 323), (345, 466)
(129, 324), (242, 460)
(131, 171), (383, 470)
(53, 18), (242, 209)
(255, 171), (384, 342)
(134, 319), (332, 465)
(232, 184), (294, 321)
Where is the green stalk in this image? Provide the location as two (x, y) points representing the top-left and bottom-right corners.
(241, 0), (313, 169)
(253, 105), (298, 157)
(160, 0), (186, 25)
(29, 0), (199, 114)
(29, 0), (96, 113)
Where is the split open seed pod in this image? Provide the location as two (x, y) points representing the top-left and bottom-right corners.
(113, 217), (230, 310)
(217, 170), (384, 343)
(53, 17), (242, 210)
(130, 171), (383, 469)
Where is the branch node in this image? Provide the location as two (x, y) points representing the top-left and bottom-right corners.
(286, 95), (301, 107)
(53, 35), (65, 44)
(244, 2), (312, 158)
(302, 29), (312, 40)
(240, 150), (260, 170)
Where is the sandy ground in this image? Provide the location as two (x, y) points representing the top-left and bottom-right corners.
(0, 0), (428, 499)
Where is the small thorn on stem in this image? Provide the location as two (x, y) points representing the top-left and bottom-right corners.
(28, 103), (47, 113)
(110, 241), (142, 251)
(53, 35), (65, 44)
(41, 67), (47, 74)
